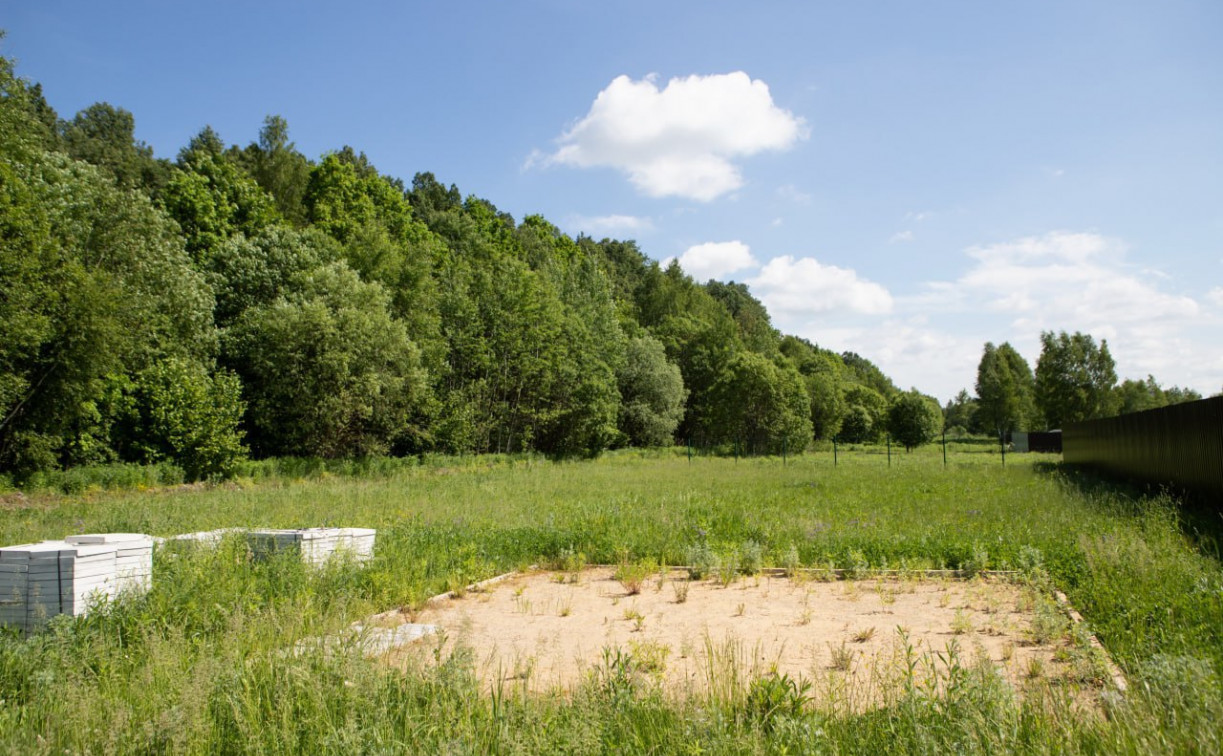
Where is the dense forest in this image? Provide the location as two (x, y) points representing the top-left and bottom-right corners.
(0, 50), (927, 482)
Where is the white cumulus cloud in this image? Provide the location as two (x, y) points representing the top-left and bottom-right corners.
(670, 241), (758, 281)
(956, 232), (1198, 328)
(543, 72), (806, 201)
(566, 214), (654, 237)
(748, 256), (893, 317)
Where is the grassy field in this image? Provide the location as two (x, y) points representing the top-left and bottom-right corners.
(1, 446), (1221, 754)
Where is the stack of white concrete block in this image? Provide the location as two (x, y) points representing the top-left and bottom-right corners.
(66, 533), (153, 592)
(247, 527), (376, 567)
(163, 527), (246, 549)
(0, 533), (153, 632)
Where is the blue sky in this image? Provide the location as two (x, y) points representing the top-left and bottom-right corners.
(6, 1), (1222, 401)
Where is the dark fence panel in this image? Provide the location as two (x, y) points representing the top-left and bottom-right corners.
(1027, 431), (1062, 454)
(1063, 396), (1223, 500)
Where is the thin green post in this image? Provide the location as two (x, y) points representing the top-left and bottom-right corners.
(942, 429), (947, 467)
(833, 439), (838, 467)
(887, 436), (891, 468)
(1000, 432), (1006, 467)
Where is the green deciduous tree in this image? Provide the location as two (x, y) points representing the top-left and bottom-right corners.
(886, 390), (944, 451)
(240, 115), (312, 226)
(161, 129), (277, 259)
(1034, 331), (1119, 428)
(60, 102), (168, 191)
(975, 342), (1036, 437)
(617, 335), (686, 447)
(779, 336), (848, 441)
(112, 358), (246, 480)
(637, 261), (742, 440)
(305, 153), (445, 372)
(838, 384), (887, 443)
(223, 263), (430, 457)
(1114, 375), (1202, 415)
(0, 146), (216, 476)
(841, 352), (898, 398)
(705, 280), (780, 356)
(942, 389), (979, 435)
(202, 226), (340, 327)
(518, 215), (625, 456)
(706, 353), (811, 455)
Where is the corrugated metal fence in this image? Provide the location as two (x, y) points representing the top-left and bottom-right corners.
(1063, 395), (1223, 501)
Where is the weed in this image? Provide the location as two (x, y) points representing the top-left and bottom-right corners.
(740, 540), (764, 576)
(851, 626), (876, 643)
(672, 579), (690, 604)
(686, 541), (716, 580)
(614, 558), (656, 595)
(746, 672), (812, 731)
(622, 607), (645, 631)
(844, 549), (870, 579)
(1029, 600), (1068, 644)
(716, 551), (740, 587)
(876, 584), (897, 605)
(445, 572), (468, 598)
(951, 609), (973, 635)
(1017, 544), (1044, 575)
(553, 546), (586, 582)
(829, 640), (854, 671)
(961, 543), (989, 577)
(627, 639), (671, 673)
(781, 543), (802, 577)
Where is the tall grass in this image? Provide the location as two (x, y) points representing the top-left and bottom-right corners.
(0, 449), (1219, 753)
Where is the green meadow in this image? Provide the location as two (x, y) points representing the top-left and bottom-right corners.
(1, 448), (1221, 754)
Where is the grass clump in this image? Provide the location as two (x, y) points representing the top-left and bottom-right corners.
(615, 558), (657, 595)
(686, 540), (716, 580)
(739, 540), (764, 576)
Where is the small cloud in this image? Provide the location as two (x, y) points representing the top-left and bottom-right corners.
(566, 214), (655, 237)
(776, 184), (813, 204)
(905, 211), (932, 222)
(1208, 287), (1223, 307)
(672, 241), (757, 281)
(749, 256), (893, 316)
(771, 217), (784, 227)
(539, 72), (807, 202)
(889, 230), (914, 244)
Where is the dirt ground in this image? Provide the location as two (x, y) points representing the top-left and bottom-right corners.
(383, 567), (1107, 706)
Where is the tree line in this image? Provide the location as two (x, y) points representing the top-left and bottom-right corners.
(1, 48), (944, 482)
(945, 333), (1204, 439)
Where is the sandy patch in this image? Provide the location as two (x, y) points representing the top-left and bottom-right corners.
(382, 568), (1109, 707)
